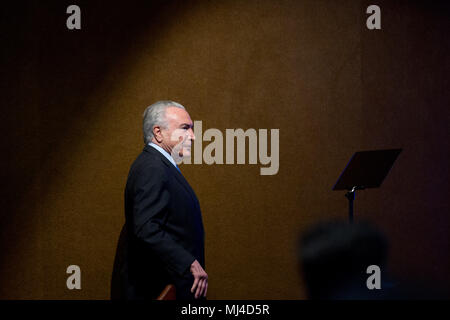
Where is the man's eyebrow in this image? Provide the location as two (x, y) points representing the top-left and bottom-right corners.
(180, 123), (194, 128)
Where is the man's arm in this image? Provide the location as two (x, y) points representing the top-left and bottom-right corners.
(132, 166), (195, 276)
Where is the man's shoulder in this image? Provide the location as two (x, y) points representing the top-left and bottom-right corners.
(128, 148), (171, 180)
(131, 148), (162, 169)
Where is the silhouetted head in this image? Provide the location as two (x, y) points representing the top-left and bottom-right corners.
(299, 220), (388, 299)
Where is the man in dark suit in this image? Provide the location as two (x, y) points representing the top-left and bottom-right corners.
(111, 101), (207, 300)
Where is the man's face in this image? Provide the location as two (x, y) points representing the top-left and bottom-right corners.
(158, 106), (195, 160)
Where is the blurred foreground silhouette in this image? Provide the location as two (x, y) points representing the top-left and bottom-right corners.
(298, 220), (448, 299)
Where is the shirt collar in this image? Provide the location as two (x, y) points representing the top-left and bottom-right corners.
(148, 142), (178, 169)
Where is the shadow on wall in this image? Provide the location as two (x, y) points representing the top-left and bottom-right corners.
(0, 0), (185, 298)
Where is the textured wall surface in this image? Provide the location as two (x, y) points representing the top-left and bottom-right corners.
(0, 0), (448, 299)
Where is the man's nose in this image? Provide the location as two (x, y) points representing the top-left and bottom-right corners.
(189, 128), (195, 140)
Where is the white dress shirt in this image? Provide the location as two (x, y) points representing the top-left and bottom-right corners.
(148, 142), (180, 171)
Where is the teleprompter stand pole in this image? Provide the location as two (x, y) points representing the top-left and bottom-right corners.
(345, 186), (356, 223)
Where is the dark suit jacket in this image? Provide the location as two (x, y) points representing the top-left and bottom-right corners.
(111, 144), (205, 300)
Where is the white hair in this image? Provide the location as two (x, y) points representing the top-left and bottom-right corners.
(142, 100), (186, 144)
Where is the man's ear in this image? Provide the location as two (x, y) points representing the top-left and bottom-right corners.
(153, 126), (163, 143)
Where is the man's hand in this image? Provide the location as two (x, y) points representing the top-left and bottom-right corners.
(190, 260), (208, 299)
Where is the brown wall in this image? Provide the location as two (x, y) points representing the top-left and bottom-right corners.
(0, 0), (448, 299)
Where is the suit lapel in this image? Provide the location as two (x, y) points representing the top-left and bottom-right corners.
(144, 145), (198, 201)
